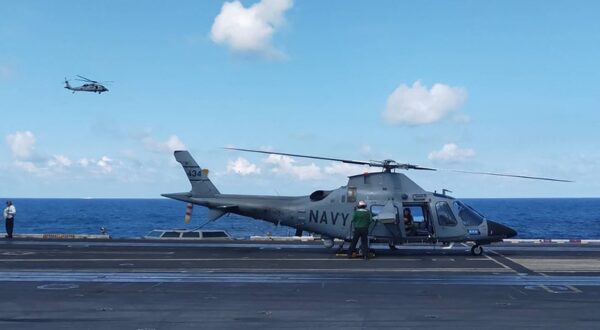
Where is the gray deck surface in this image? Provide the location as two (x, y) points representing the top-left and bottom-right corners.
(1, 238), (599, 329)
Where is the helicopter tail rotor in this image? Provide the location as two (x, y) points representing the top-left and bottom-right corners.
(184, 203), (193, 224)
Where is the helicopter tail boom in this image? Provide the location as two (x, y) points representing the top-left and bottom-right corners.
(173, 150), (220, 198)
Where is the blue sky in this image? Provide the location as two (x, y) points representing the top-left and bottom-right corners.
(1, 0), (599, 198)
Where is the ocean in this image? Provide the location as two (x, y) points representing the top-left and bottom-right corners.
(3, 198), (600, 239)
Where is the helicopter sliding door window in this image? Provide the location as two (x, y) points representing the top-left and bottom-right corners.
(347, 187), (357, 203)
(436, 201), (457, 226)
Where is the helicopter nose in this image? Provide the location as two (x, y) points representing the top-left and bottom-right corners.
(487, 220), (517, 238)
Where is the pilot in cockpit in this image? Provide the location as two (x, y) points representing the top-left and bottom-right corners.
(403, 208), (416, 236)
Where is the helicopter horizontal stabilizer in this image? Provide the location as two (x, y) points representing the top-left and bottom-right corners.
(161, 192), (192, 202)
(206, 205), (238, 222)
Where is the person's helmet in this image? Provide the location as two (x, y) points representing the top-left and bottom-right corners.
(357, 200), (367, 208)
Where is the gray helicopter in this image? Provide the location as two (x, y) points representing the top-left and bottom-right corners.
(64, 75), (110, 94)
(162, 148), (571, 256)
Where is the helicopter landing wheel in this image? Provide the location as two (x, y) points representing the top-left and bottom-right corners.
(471, 244), (484, 256)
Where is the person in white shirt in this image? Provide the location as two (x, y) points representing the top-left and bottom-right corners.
(4, 200), (16, 239)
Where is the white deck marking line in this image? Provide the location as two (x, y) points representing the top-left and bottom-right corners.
(539, 285), (557, 293)
(0, 268), (514, 273)
(2, 271), (599, 286)
(484, 251), (513, 271)
(507, 258), (600, 272)
(5, 251), (176, 255)
(538, 284), (581, 294)
(0, 258), (422, 262)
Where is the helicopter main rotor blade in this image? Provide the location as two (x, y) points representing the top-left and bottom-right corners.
(225, 147), (436, 171)
(443, 169), (573, 182)
(402, 165), (437, 171)
(224, 147), (568, 180)
(76, 75), (97, 83)
(224, 147), (372, 166)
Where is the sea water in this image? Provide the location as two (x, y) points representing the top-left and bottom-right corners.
(3, 198), (600, 239)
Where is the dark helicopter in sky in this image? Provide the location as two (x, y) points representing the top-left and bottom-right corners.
(162, 148), (571, 256)
(64, 75), (110, 94)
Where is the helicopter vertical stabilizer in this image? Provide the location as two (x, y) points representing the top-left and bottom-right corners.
(174, 150), (220, 197)
(64, 78), (73, 91)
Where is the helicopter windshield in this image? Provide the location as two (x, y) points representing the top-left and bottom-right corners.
(454, 201), (485, 226)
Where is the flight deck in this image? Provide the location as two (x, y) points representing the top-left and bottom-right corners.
(0, 238), (599, 329)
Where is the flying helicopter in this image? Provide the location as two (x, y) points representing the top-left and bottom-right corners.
(162, 148), (571, 256)
(64, 75), (110, 94)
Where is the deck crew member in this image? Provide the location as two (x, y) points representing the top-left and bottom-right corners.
(4, 200), (16, 239)
(348, 200), (373, 260)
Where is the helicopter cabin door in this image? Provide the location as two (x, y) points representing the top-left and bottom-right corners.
(370, 201), (403, 244)
(432, 200), (466, 241)
(401, 203), (434, 240)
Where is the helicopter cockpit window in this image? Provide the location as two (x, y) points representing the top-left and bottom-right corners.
(436, 201), (457, 226)
(454, 201), (484, 226)
(347, 187), (357, 203)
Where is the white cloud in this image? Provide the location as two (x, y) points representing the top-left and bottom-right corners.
(428, 143), (475, 162)
(210, 0), (293, 58)
(5, 131), (125, 178)
(6, 131), (36, 159)
(383, 81), (467, 125)
(142, 134), (186, 153)
(6, 131), (75, 175)
(11, 155), (74, 176)
(79, 158), (90, 167)
(77, 156), (118, 175)
(324, 162), (370, 176)
(96, 156), (114, 173)
(264, 154), (321, 180)
(227, 157), (261, 175)
(47, 155), (72, 168)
